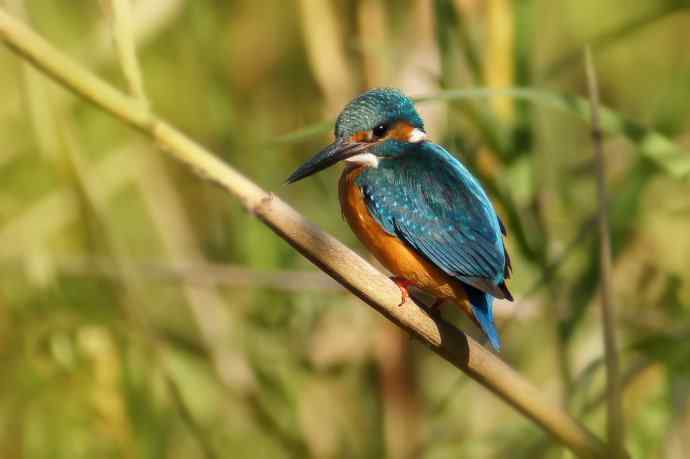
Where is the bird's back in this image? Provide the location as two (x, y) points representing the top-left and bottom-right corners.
(356, 142), (510, 294)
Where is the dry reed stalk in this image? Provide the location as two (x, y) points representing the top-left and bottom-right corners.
(585, 47), (625, 458)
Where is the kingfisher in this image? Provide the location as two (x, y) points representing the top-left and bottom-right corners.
(287, 88), (513, 351)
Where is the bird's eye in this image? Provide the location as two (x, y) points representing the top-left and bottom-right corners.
(372, 123), (389, 139)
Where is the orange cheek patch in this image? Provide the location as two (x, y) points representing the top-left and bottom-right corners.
(351, 131), (371, 142)
(387, 121), (415, 141)
(352, 121), (418, 143)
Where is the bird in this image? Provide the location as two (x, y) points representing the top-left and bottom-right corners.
(287, 88), (512, 351)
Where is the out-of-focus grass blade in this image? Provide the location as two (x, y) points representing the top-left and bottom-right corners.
(478, 172), (540, 261)
(275, 88), (690, 181)
(561, 160), (654, 342)
(270, 120), (332, 145)
(417, 88), (690, 180)
(432, 3), (512, 160)
(545, 3), (690, 79)
(513, 0), (535, 154)
(629, 326), (690, 375)
(453, 2), (482, 83)
(514, 0), (534, 88)
(248, 357), (309, 456)
(433, 0), (457, 85)
(433, 0), (482, 84)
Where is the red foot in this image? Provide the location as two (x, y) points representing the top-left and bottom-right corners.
(390, 276), (415, 306)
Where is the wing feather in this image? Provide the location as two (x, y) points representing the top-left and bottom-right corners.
(358, 142), (511, 299)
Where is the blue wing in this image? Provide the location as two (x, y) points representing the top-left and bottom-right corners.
(356, 142), (512, 301)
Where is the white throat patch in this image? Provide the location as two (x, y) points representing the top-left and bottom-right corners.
(343, 128), (426, 169)
(345, 153), (380, 168)
(409, 128), (427, 143)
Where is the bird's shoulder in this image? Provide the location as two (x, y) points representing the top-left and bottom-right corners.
(358, 141), (500, 234)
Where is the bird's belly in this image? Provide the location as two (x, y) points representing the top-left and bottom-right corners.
(338, 166), (467, 304)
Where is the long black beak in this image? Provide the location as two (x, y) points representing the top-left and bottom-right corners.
(287, 140), (371, 184)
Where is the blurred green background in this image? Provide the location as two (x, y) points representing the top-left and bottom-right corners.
(1, 0), (690, 457)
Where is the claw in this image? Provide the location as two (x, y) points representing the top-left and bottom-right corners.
(390, 276), (415, 306)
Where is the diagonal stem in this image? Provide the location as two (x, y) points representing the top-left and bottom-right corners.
(585, 47), (625, 457)
(101, 0), (149, 106)
(0, 10), (616, 458)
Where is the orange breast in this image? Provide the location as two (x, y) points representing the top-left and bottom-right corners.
(338, 166), (469, 307)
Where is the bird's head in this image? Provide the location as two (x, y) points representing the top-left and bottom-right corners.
(287, 88), (426, 183)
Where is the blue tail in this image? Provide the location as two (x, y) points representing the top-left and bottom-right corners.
(465, 285), (501, 351)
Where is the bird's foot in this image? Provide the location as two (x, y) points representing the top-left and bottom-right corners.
(390, 276), (415, 306)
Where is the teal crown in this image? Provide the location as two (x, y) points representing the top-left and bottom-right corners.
(334, 88), (424, 138)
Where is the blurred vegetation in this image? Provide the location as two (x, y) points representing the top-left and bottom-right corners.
(1, 0), (690, 458)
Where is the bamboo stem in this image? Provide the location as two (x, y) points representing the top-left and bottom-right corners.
(585, 47), (626, 457)
(0, 10), (613, 458)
